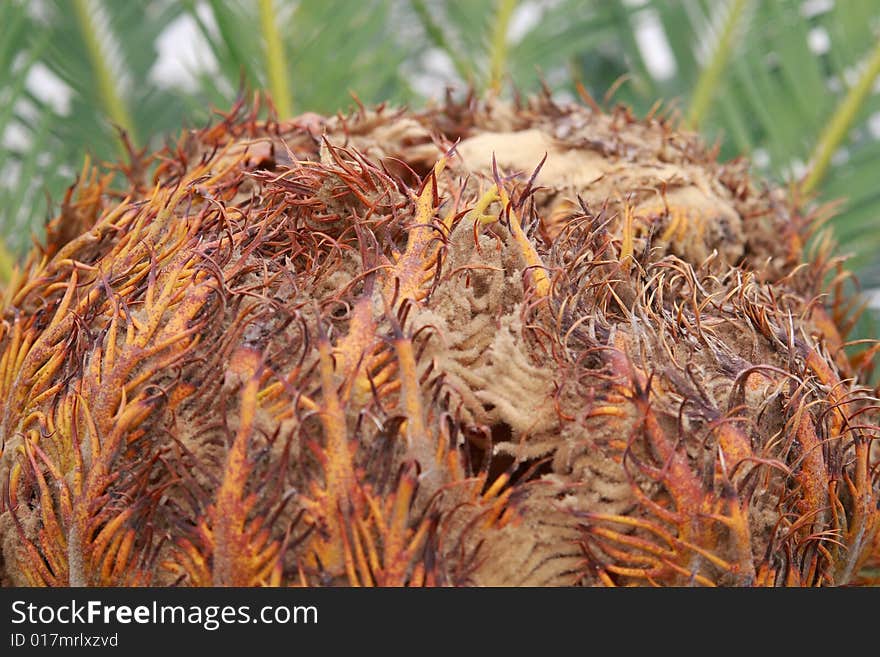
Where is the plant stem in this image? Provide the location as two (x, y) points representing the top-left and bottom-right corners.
(801, 40), (880, 195)
(488, 0), (517, 93)
(258, 0), (293, 117)
(686, 0), (750, 130)
(0, 238), (13, 286)
(71, 0), (137, 149)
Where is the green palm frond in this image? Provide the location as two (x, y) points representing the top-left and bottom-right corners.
(0, 0), (65, 255)
(284, 0), (418, 111)
(187, 0), (418, 115)
(39, 0), (187, 154)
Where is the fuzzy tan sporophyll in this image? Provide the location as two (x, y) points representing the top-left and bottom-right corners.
(0, 93), (878, 587)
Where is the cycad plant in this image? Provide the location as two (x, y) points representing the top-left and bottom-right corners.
(0, 0), (879, 586)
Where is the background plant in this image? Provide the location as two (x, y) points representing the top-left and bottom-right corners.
(2, 0), (879, 332)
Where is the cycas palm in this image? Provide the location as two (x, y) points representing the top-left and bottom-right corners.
(1, 0), (879, 587)
(2, 0), (879, 321)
